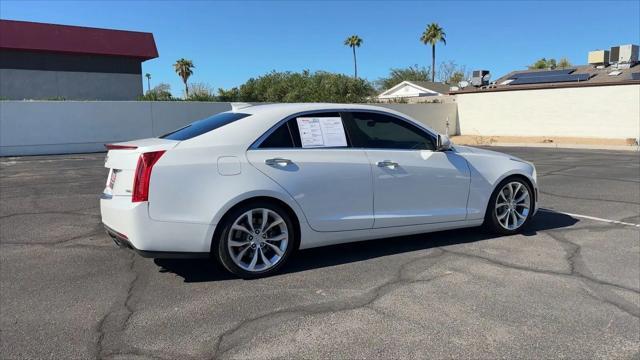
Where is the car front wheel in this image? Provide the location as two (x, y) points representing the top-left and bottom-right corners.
(216, 202), (295, 278)
(485, 178), (533, 235)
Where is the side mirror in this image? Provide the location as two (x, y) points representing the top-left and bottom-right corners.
(436, 134), (452, 151)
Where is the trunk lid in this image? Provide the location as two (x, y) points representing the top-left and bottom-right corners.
(103, 138), (178, 196)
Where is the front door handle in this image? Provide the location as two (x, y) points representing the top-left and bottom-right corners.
(377, 160), (399, 168)
(265, 158), (292, 166)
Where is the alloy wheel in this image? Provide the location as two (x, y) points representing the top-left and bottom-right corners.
(227, 208), (289, 272)
(495, 181), (531, 230)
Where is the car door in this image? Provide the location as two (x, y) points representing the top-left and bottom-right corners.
(246, 112), (374, 232)
(343, 111), (470, 228)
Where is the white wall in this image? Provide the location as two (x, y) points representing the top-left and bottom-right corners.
(0, 101), (456, 156)
(379, 103), (457, 135)
(0, 101), (231, 156)
(456, 84), (640, 139)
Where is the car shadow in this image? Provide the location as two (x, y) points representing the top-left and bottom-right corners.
(154, 209), (578, 283)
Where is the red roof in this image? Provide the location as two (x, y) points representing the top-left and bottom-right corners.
(0, 19), (158, 60)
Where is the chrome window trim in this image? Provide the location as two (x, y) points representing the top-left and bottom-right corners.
(249, 108), (438, 151)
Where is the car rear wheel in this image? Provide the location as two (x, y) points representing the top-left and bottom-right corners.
(215, 202), (295, 278)
(485, 178), (533, 235)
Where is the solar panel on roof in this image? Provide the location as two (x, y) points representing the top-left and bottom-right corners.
(511, 69), (576, 79)
(509, 73), (590, 85)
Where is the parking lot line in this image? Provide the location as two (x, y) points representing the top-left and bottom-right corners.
(539, 208), (640, 228)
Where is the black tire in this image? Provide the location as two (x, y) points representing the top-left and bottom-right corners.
(484, 177), (534, 235)
(214, 201), (296, 279)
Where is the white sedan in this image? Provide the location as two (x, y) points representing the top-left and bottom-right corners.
(101, 103), (538, 278)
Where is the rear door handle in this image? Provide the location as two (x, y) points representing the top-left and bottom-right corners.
(265, 158), (292, 166)
(377, 160), (399, 168)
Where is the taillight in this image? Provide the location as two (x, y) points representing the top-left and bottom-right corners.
(105, 144), (138, 150)
(132, 151), (165, 202)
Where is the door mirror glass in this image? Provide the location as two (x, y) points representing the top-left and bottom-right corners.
(437, 134), (452, 151)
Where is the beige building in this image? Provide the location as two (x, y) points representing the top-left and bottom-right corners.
(452, 63), (640, 141)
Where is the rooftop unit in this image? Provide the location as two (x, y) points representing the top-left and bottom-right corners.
(588, 50), (609, 65)
(608, 44), (639, 64)
(618, 44), (639, 64)
(609, 46), (620, 63)
(471, 70), (490, 87)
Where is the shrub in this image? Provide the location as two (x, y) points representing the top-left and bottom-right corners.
(138, 83), (173, 101)
(186, 82), (217, 101)
(218, 70), (375, 103)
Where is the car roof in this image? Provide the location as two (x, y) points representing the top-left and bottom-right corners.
(237, 103), (433, 130)
(239, 102), (397, 115)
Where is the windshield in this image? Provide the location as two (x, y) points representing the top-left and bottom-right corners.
(160, 112), (251, 141)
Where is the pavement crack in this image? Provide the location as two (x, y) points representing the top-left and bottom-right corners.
(544, 230), (640, 318)
(539, 190), (640, 205)
(0, 210), (100, 220)
(539, 167), (640, 184)
(443, 235), (639, 319)
(94, 253), (143, 360)
(441, 248), (572, 277)
(620, 214), (640, 224)
(210, 249), (449, 359)
(0, 223), (106, 247)
(538, 165), (581, 178)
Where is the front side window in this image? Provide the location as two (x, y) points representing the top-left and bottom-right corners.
(345, 112), (435, 150)
(161, 112), (251, 141)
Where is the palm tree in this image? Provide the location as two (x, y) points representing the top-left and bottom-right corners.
(145, 73), (151, 92)
(173, 59), (195, 97)
(420, 23), (446, 82)
(344, 35), (363, 79)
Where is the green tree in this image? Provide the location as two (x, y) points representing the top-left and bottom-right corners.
(186, 82), (216, 101)
(218, 70), (374, 103)
(558, 57), (572, 69)
(438, 60), (467, 84)
(420, 23), (446, 82)
(145, 73), (151, 92)
(217, 87), (240, 102)
(138, 83), (173, 101)
(528, 58), (567, 70)
(173, 58), (194, 97)
(529, 58), (549, 69)
(344, 35), (363, 79)
(376, 65), (430, 90)
(448, 71), (465, 85)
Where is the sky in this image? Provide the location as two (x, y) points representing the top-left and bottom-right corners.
(2, 0), (639, 96)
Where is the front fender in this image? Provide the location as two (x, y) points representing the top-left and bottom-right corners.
(458, 148), (537, 220)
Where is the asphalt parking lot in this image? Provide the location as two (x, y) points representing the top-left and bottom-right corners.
(1, 147), (639, 359)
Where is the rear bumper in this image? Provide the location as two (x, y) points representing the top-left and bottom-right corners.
(100, 194), (216, 256)
(104, 225), (209, 259)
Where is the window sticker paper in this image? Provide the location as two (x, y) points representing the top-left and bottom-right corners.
(296, 117), (347, 148)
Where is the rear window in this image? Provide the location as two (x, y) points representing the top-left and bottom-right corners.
(160, 112), (251, 141)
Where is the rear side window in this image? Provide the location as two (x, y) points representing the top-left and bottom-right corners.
(345, 112), (435, 150)
(258, 112), (345, 149)
(161, 112), (251, 141)
(260, 122), (294, 148)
